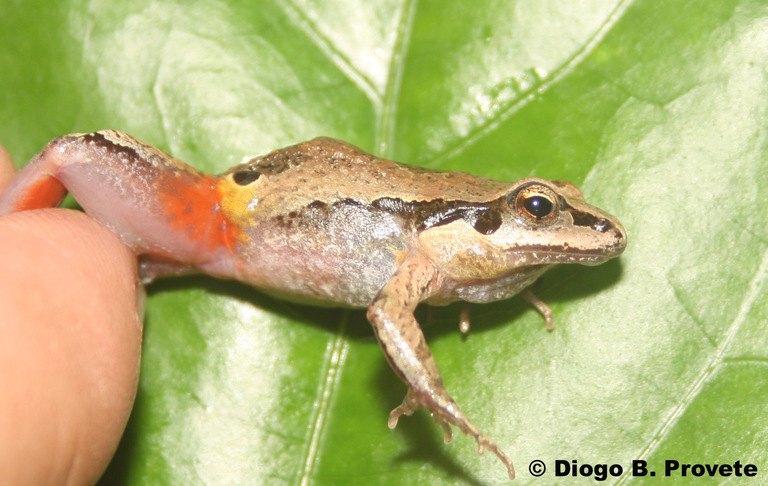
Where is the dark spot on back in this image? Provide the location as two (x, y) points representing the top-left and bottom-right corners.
(232, 170), (261, 185)
(307, 200), (328, 209)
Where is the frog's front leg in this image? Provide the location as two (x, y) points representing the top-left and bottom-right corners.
(366, 252), (515, 479)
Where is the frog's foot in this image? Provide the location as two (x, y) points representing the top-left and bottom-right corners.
(388, 389), (516, 480)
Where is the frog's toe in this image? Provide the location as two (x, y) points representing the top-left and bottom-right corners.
(477, 435), (516, 479)
(387, 391), (419, 429)
(388, 388), (514, 478)
(459, 302), (471, 334)
(432, 414), (453, 443)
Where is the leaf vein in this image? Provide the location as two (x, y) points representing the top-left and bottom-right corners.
(277, 0), (380, 104)
(377, 0), (418, 156)
(669, 281), (718, 348)
(299, 313), (350, 485)
(429, 0), (634, 166)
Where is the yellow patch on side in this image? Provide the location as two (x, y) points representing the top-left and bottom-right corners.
(215, 177), (263, 244)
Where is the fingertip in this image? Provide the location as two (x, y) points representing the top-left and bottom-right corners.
(0, 209), (143, 485)
(0, 144), (14, 194)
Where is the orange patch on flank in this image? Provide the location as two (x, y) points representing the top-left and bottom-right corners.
(155, 172), (242, 253)
(15, 176), (67, 210)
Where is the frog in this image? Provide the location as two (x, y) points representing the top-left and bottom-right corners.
(0, 130), (627, 479)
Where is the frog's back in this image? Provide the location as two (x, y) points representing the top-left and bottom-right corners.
(220, 137), (513, 216)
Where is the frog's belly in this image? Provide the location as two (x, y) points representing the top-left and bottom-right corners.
(447, 264), (550, 304)
(223, 209), (409, 308)
(243, 243), (403, 308)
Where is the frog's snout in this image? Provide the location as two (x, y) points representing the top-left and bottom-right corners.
(602, 216), (627, 257)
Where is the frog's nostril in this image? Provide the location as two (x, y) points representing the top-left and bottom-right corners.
(593, 218), (613, 233)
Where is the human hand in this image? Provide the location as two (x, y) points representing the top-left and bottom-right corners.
(0, 145), (143, 485)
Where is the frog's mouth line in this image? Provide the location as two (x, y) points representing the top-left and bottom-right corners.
(505, 244), (624, 265)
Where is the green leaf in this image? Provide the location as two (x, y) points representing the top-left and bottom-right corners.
(2, 0), (767, 484)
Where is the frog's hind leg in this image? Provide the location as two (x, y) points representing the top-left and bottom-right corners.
(366, 252), (515, 479)
(0, 131), (231, 269)
(0, 139), (71, 214)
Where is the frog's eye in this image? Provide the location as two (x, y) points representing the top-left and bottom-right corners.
(509, 183), (558, 225)
(233, 170), (261, 185)
(523, 195), (553, 218)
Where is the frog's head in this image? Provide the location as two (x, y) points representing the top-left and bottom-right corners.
(496, 178), (627, 265)
(418, 178), (626, 281)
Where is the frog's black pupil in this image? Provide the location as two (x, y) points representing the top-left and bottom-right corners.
(524, 195), (553, 219)
(233, 170), (261, 185)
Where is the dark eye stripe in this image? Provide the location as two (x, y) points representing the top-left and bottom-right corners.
(564, 204), (613, 233)
(372, 197), (504, 235)
(471, 209), (503, 235)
